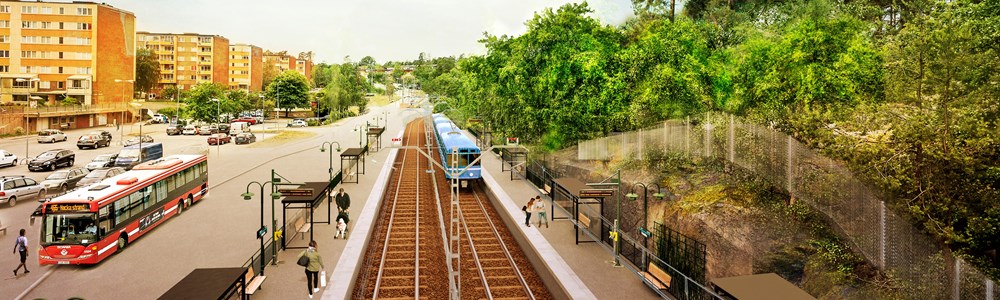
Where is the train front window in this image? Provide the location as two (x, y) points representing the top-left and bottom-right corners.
(42, 213), (98, 245)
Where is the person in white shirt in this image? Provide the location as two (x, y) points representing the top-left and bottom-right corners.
(533, 196), (548, 228)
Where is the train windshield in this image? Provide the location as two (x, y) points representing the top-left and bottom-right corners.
(446, 153), (481, 168)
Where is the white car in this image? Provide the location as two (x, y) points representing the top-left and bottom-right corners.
(37, 129), (68, 143)
(288, 120), (307, 127)
(0, 150), (17, 167)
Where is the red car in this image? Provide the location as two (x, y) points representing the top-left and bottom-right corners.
(207, 133), (231, 145)
(230, 117), (258, 125)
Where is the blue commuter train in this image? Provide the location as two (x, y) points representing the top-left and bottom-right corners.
(431, 114), (482, 186)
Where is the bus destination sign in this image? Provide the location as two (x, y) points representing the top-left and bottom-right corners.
(48, 204), (89, 213)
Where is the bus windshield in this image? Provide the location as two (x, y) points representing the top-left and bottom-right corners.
(42, 213), (99, 245)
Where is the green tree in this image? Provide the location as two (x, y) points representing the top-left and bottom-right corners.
(265, 71), (311, 116)
(135, 48), (159, 96)
(183, 83), (228, 123)
(261, 63), (280, 90)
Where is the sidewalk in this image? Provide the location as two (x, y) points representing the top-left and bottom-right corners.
(478, 151), (662, 300)
(249, 140), (396, 299)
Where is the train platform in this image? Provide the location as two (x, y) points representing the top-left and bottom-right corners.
(476, 151), (663, 300)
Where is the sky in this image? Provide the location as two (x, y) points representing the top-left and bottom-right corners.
(99, 0), (635, 64)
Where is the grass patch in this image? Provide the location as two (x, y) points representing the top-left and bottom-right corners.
(368, 95), (396, 107)
(251, 130), (316, 147)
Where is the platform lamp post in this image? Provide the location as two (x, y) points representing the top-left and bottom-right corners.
(242, 181), (281, 275)
(114, 79), (134, 142)
(353, 124), (367, 147)
(211, 98), (221, 157)
(626, 182), (665, 271)
(269, 170), (303, 263)
(587, 170), (623, 267)
(320, 141), (343, 193)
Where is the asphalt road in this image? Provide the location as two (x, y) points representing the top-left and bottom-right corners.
(0, 101), (420, 299)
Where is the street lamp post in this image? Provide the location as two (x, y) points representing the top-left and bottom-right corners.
(626, 182), (666, 271)
(242, 181), (282, 276)
(353, 125), (367, 147)
(16, 78), (40, 161)
(114, 79), (134, 142)
(320, 141), (343, 183)
(211, 98), (221, 156)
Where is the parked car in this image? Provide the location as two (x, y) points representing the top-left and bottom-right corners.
(0, 150), (17, 167)
(151, 114), (167, 124)
(235, 132), (257, 144)
(124, 135), (154, 147)
(75, 167), (125, 188)
(40, 167), (88, 193)
(207, 133), (231, 145)
(217, 123), (231, 135)
(88, 130), (113, 142)
(28, 149), (75, 172)
(0, 175), (46, 207)
(230, 116), (258, 125)
(77, 134), (111, 149)
(288, 120), (307, 127)
(182, 125), (198, 135)
(37, 129), (67, 143)
(199, 125), (215, 135)
(166, 123), (182, 135)
(86, 153), (118, 170)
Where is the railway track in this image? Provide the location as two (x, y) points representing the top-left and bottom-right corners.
(357, 117), (550, 299)
(355, 119), (447, 299)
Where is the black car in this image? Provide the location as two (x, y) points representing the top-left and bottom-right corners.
(28, 149), (75, 172)
(77, 134), (111, 149)
(88, 130), (113, 142)
(235, 132), (257, 144)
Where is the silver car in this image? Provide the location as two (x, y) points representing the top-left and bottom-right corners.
(40, 168), (88, 193)
(37, 129), (68, 143)
(0, 176), (46, 207)
(76, 167), (125, 188)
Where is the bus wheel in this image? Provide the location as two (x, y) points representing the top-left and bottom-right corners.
(176, 200), (184, 215)
(117, 234), (128, 250)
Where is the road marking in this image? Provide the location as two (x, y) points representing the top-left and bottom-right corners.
(13, 266), (57, 300)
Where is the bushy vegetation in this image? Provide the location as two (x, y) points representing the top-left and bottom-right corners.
(426, 0), (999, 277)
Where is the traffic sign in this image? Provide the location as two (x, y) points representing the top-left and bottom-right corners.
(507, 137), (519, 145)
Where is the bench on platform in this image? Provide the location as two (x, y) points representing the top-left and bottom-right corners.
(244, 265), (266, 295)
(643, 263), (672, 291)
(293, 217), (310, 240)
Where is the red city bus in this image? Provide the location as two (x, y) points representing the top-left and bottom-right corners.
(37, 154), (208, 265)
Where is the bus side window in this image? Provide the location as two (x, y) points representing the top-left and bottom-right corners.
(166, 175), (175, 191)
(98, 206), (110, 238)
(200, 162), (207, 175)
(129, 191), (143, 217)
(114, 199), (129, 225)
(186, 168), (194, 183)
(154, 181), (166, 203)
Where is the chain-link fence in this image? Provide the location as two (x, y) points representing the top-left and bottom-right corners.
(577, 113), (997, 299)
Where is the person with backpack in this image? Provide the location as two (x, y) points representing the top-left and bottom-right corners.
(298, 240), (324, 298)
(523, 198), (536, 227)
(13, 228), (29, 276)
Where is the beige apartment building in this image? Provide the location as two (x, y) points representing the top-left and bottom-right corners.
(264, 50), (312, 82)
(136, 31), (229, 97)
(0, 0), (136, 133)
(228, 43), (262, 92)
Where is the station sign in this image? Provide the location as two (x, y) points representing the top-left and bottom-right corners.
(278, 188), (313, 197)
(391, 137), (402, 144)
(579, 189), (615, 198)
(257, 226), (268, 239)
(507, 137), (519, 145)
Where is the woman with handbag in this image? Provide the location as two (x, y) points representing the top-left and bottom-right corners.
(298, 240), (325, 298)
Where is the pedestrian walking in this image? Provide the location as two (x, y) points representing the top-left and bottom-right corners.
(335, 188), (350, 213)
(534, 196), (548, 228)
(13, 229), (29, 276)
(523, 198), (535, 227)
(298, 240), (325, 298)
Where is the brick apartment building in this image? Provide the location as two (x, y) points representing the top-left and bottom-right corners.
(228, 43), (262, 92)
(264, 50), (312, 82)
(0, 0), (136, 134)
(135, 31), (229, 97)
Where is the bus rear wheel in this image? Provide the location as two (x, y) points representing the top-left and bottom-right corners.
(176, 199), (184, 215)
(117, 234), (128, 250)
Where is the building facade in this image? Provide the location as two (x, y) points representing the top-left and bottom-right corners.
(264, 50), (312, 82)
(136, 32), (229, 97)
(228, 43), (261, 92)
(0, 0), (136, 133)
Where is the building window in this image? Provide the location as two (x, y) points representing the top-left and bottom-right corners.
(0, 36), (6, 43)
(201, 75), (210, 81)
(77, 67), (91, 74)
(59, 22), (64, 30)
(76, 23), (92, 30)
(200, 66), (211, 71)
(21, 6), (37, 14)
(0, 66), (8, 72)
(39, 81), (50, 89)
(0, 21), (8, 28)
(0, 6), (8, 13)
(40, 7), (52, 14)
(57, 82), (64, 89)
(59, 7), (64, 14)
(77, 8), (92, 15)
(0, 50), (8, 58)
(199, 37), (211, 43)
(38, 66), (51, 73)
(71, 80), (85, 88)
(58, 67), (63, 74)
